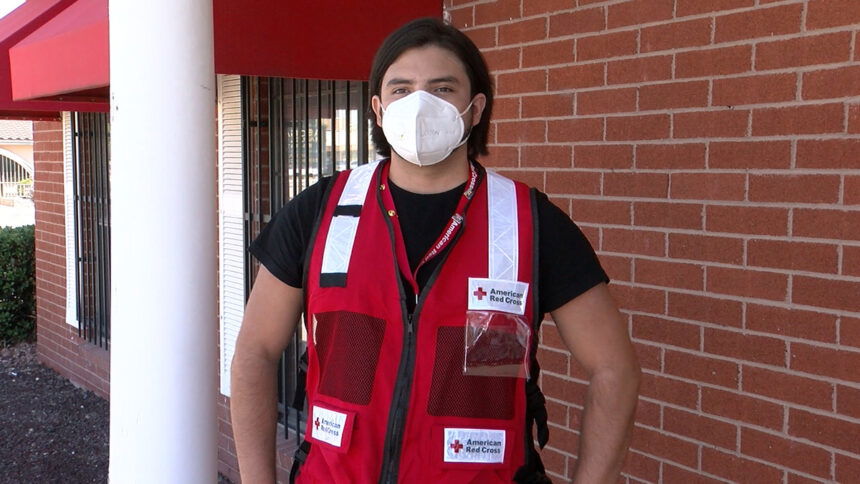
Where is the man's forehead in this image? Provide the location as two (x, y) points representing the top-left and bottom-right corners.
(382, 46), (470, 84)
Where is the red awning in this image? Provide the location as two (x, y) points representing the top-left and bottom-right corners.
(0, 0), (102, 120)
(212, 0), (443, 80)
(7, 0), (441, 103)
(9, 0), (109, 106)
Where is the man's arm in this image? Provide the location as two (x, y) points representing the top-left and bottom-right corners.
(549, 282), (641, 484)
(230, 266), (304, 484)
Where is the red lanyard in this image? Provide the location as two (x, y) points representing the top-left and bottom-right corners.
(379, 160), (480, 294)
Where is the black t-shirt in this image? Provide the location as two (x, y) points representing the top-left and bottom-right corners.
(250, 168), (608, 315)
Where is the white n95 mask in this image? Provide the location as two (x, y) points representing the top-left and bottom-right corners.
(381, 90), (473, 167)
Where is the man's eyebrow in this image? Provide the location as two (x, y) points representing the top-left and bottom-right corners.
(386, 78), (413, 86)
(428, 76), (459, 84)
(384, 76), (461, 86)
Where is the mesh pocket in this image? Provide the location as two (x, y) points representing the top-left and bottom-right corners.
(314, 311), (385, 405)
(428, 326), (516, 419)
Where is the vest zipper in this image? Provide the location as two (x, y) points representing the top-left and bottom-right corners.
(376, 164), (481, 483)
(378, 222), (469, 484)
(379, 309), (416, 484)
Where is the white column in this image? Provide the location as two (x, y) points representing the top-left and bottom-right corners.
(108, 1), (217, 482)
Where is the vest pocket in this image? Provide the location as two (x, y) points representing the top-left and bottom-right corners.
(313, 311), (385, 405)
(428, 326), (517, 420)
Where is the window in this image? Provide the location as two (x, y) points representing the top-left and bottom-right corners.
(0, 154), (31, 199)
(241, 77), (374, 441)
(71, 112), (111, 349)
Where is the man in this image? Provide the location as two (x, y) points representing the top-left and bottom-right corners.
(231, 18), (640, 484)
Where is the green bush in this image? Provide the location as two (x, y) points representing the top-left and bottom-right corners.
(17, 178), (33, 198)
(0, 224), (35, 345)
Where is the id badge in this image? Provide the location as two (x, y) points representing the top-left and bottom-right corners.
(464, 278), (531, 379)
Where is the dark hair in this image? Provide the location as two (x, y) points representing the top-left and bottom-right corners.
(368, 17), (493, 159)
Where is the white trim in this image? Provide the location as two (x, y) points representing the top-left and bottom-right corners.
(218, 74), (245, 397)
(0, 147), (32, 174)
(62, 112), (78, 328)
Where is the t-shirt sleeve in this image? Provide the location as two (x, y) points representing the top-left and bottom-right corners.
(248, 177), (332, 288)
(536, 191), (609, 314)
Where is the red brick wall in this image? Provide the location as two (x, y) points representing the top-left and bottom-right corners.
(32, 120), (110, 400)
(446, 0), (860, 482)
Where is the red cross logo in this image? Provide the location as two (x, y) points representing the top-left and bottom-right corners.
(473, 287), (487, 300)
(450, 439), (464, 453)
(314, 417), (320, 429)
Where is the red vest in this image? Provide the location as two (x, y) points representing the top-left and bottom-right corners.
(297, 160), (541, 484)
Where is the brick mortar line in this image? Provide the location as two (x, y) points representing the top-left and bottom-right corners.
(626, 449), (736, 484)
(592, 232), (860, 250)
(567, 195), (860, 210)
(37, 326), (78, 345)
(799, 0), (809, 33)
(633, 342), (860, 385)
(499, 56), (860, 88)
(636, 385), (860, 442)
(617, 252), (857, 281)
(540, 370), (589, 387)
(851, 18), (857, 62)
(504, 168), (860, 180)
(578, 224), (860, 246)
(539, 396), (572, 428)
(36, 262), (66, 279)
(501, 168), (860, 178)
(539, 344), (574, 357)
(631, 420), (846, 480)
(482, 24), (859, 64)
(492, 137), (860, 147)
(633, 435), (836, 483)
(494, 166), (860, 176)
(34, 273), (67, 289)
(633, 394), (789, 431)
(626, 309), (844, 350)
(35, 311), (66, 326)
(543, 424), (582, 456)
(38, 292), (65, 306)
(461, 0), (834, 44)
(492, 101), (860, 118)
(609, 280), (860, 318)
(33, 220), (66, 230)
(642, 347), (860, 397)
(543, 394), (585, 412)
(493, 74), (860, 101)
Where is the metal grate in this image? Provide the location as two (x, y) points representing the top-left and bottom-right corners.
(71, 112), (111, 349)
(242, 76), (373, 443)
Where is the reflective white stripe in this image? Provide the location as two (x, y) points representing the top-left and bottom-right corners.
(487, 170), (518, 281)
(321, 216), (361, 274)
(321, 161), (379, 275)
(339, 161), (379, 206)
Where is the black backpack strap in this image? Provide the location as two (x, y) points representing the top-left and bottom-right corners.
(289, 440), (311, 484)
(514, 377), (552, 483)
(291, 349), (308, 411)
(526, 378), (550, 449)
(514, 188), (552, 483)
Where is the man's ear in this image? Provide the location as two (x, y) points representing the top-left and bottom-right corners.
(371, 95), (384, 128)
(469, 93), (487, 128)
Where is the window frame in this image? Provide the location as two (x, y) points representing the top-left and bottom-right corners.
(70, 111), (112, 349)
(241, 76), (374, 442)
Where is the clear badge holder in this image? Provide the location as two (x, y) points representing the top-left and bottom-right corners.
(463, 310), (530, 378)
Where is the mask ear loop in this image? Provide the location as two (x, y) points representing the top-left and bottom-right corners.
(456, 99), (477, 146)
